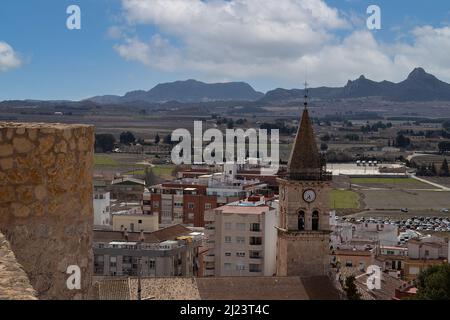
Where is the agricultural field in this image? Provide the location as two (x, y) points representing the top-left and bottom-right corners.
(330, 190), (360, 209)
(361, 189), (450, 211)
(94, 153), (175, 181)
(350, 177), (436, 189)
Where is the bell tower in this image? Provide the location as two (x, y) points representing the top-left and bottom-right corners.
(276, 84), (332, 277)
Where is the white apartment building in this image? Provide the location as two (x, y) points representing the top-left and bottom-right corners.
(94, 191), (111, 227)
(203, 196), (279, 277)
(331, 217), (399, 250)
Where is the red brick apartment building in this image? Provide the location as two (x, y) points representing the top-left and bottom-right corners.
(142, 175), (268, 227)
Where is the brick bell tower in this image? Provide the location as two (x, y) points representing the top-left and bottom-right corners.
(276, 84), (332, 277)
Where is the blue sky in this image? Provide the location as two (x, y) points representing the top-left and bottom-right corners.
(1, 0), (450, 100)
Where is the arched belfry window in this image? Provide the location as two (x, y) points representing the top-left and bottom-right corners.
(312, 210), (319, 231)
(298, 210), (305, 231)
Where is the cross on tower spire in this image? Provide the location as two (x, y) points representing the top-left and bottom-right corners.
(303, 81), (309, 110)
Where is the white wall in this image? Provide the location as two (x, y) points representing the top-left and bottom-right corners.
(264, 201), (279, 276)
(94, 192), (111, 227)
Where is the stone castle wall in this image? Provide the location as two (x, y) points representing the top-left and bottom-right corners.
(0, 123), (94, 299)
(0, 232), (37, 300)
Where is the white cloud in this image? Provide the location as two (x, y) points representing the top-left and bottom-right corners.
(0, 41), (21, 72)
(113, 0), (450, 88)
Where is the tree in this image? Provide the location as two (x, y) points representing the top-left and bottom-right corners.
(440, 159), (450, 177)
(395, 134), (411, 149)
(120, 131), (135, 145)
(438, 141), (450, 154)
(144, 167), (159, 186)
(344, 275), (361, 300)
(430, 163), (438, 176)
(415, 264), (450, 300)
(163, 134), (173, 145)
(155, 133), (160, 144)
(443, 120), (450, 132)
(95, 134), (116, 152)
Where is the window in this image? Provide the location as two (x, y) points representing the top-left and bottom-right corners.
(236, 252), (245, 257)
(236, 223), (246, 231)
(153, 201), (160, 208)
(188, 203), (195, 209)
(225, 236), (232, 244)
(312, 210), (319, 231)
(149, 259), (155, 270)
(225, 252), (231, 257)
(249, 264), (262, 273)
(123, 256), (132, 264)
(236, 237), (245, 245)
(298, 210), (305, 231)
(250, 237), (262, 245)
(225, 222), (232, 230)
(249, 251), (261, 259)
(205, 203), (212, 210)
(250, 223), (260, 232)
(236, 264), (245, 271)
(138, 220), (142, 224)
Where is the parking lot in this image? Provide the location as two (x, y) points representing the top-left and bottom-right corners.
(338, 214), (450, 233)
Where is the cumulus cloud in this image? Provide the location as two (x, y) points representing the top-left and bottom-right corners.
(0, 41), (21, 72)
(113, 0), (450, 87)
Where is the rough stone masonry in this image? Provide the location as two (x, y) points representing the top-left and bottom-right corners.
(0, 122), (94, 299)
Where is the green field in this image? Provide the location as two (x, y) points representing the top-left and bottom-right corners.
(94, 154), (119, 167)
(152, 166), (174, 179)
(125, 166), (174, 179)
(350, 177), (416, 184)
(330, 190), (360, 209)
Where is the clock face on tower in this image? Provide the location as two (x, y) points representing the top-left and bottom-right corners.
(303, 189), (316, 203)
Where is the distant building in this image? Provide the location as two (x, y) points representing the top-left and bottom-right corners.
(94, 191), (112, 227)
(334, 249), (375, 271)
(110, 177), (145, 201)
(376, 246), (407, 278)
(144, 166), (268, 227)
(202, 195), (279, 277)
(331, 220), (399, 249)
(112, 213), (158, 233)
(403, 235), (449, 280)
(93, 225), (203, 277)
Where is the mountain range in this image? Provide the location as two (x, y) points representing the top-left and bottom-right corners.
(88, 79), (264, 104)
(261, 68), (450, 103)
(86, 68), (450, 105)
